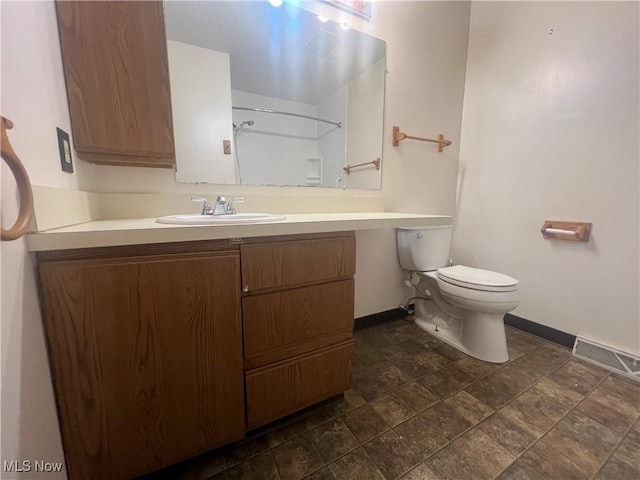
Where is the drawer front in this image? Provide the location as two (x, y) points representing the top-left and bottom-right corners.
(245, 340), (354, 430)
(243, 280), (354, 369)
(240, 234), (355, 292)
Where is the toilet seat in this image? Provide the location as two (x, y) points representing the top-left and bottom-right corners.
(437, 265), (518, 292)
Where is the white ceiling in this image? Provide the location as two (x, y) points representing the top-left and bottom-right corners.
(164, 1), (386, 105)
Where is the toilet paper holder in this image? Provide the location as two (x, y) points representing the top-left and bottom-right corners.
(541, 220), (592, 242)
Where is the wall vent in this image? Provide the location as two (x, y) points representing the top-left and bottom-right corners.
(573, 337), (639, 381)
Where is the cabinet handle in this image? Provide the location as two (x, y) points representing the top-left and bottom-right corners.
(243, 285), (249, 292)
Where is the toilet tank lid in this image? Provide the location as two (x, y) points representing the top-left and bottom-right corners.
(437, 265), (518, 287)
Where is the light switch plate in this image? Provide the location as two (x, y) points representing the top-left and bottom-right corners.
(57, 127), (73, 173)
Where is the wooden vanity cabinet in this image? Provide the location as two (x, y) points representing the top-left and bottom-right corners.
(37, 241), (244, 480)
(36, 233), (357, 478)
(241, 232), (356, 429)
(55, 1), (175, 167)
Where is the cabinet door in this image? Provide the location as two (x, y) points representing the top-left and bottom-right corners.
(39, 252), (244, 480)
(55, 1), (175, 167)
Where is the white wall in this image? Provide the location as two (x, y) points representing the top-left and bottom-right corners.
(168, 41), (235, 184)
(1, 2), (69, 477)
(454, 2), (640, 354)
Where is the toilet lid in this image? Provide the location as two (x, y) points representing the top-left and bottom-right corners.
(437, 265), (518, 292)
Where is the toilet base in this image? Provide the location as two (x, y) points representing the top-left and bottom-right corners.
(413, 307), (509, 363)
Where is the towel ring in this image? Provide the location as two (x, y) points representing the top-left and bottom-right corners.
(1, 116), (34, 241)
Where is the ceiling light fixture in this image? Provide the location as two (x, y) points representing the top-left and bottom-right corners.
(340, 21), (350, 30)
(317, 15), (329, 23)
(269, 0), (283, 7)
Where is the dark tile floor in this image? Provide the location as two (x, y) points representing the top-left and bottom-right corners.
(152, 319), (640, 480)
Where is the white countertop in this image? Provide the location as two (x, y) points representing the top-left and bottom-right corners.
(26, 212), (452, 252)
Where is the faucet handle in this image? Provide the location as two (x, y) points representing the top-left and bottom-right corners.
(226, 197), (244, 214)
(191, 197), (212, 215)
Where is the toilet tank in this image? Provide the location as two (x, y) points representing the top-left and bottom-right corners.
(396, 225), (453, 271)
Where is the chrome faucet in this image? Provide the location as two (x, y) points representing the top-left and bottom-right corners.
(191, 196), (244, 215)
(212, 196), (228, 215)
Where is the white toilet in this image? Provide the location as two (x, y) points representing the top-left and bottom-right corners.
(397, 225), (519, 363)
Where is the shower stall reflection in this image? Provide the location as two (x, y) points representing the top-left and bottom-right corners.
(231, 99), (344, 187)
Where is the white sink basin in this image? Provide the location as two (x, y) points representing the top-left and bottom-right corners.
(156, 213), (286, 225)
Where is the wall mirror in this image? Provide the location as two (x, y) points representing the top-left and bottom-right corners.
(164, 1), (386, 189)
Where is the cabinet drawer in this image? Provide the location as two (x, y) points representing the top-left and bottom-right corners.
(243, 280), (354, 369)
(245, 340), (354, 430)
(240, 234), (355, 292)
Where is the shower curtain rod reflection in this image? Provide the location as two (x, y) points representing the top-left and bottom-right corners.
(232, 106), (342, 128)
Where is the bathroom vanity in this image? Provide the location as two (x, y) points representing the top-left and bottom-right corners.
(36, 230), (355, 479)
(29, 212), (450, 479)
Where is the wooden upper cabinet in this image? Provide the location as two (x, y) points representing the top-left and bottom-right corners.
(55, 1), (175, 167)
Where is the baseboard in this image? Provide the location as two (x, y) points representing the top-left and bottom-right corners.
(353, 309), (575, 349)
(354, 306), (412, 331)
(505, 313), (576, 349)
